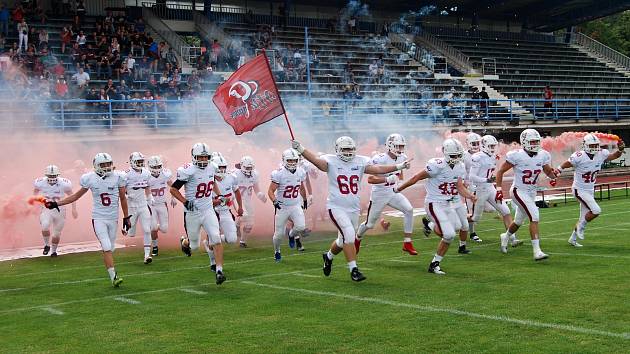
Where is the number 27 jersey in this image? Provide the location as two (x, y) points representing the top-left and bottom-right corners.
(425, 157), (466, 202)
(506, 149), (551, 192)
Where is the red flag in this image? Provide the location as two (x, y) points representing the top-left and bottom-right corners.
(212, 53), (286, 135)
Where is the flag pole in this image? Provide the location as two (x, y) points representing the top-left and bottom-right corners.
(261, 49), (295, 140)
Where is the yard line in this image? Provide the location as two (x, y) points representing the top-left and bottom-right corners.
(0, 287), (25, 293)
(241, 281), (630, 340)
(548, 252), (630, 259)
(113, 297), (141, 305)
(41, 307), (64, 315)
(178, 288), (207, 295)
(293, 272), (320, 278)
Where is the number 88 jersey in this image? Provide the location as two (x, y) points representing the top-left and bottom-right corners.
(177, 163), (216, 212)
(506, 149), (551, 192)
(322, 154), (371, 212)
(148, 168), (173, 204)
(271, 167), (306, 206)
(569, 149), (610, 191)
(425, 157), (466, 202)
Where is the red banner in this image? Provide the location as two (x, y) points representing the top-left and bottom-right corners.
(212, 53), (286, 135)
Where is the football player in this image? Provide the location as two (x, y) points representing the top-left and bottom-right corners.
(292, 136), (411, 282)
(123, 152), (154, 264)
(45, 153), (129, 287)
(495, 129), (560, 260)
(557, 134), (625, 247)
(286, 155), (316, 248)
(147, 155), (177, 256)
(468, 135), (521, 246)
(170, 143), (226, 285)
(33, 165), (78, 257)
(234, 156), (267, 248)
(463, 132), (483, 243)
(396, 139), (477, 275)
(356, 133), (417, 255)
(209, 154), (243, 258)
(268, 149), (308, 261)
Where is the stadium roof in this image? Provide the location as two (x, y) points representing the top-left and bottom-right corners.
(300, 0), (630, 32)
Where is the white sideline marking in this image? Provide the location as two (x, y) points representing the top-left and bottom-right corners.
(549, 252), (630, 259)
(42, 307), (64, 315)
(293, 272), (320, 278)
(387, 259), (417, 263)
(113, 296), (141, 305)
(178, 288), (207, 295)
(0, 288), (25, 293)
(242, 281), (630, 340)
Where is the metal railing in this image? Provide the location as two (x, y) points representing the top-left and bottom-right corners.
(569, 32), (630, 70)
(142, 7), (192, 67)
(482, 58), (496, 76)
(3, 98), (630, 131)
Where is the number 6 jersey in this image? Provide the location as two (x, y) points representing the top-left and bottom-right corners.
(148, 169), (173, 204)
(271, 167), (306, 207)
(80, 171), (126, 220)
(569, 149), (610, 191)
(506, 149), (551, 192)
(425, 157), (466, 202)
(322, 154), (371, 212)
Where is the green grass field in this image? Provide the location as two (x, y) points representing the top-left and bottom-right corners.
(2, 196), (630, 353)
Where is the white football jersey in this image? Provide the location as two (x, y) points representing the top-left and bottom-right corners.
(148, 169), (172, 203)
(176, 163), (216, 212)
(369, 152), (405, 198)
(215, 173), (239, 211)
(425, 157), (466, 202)
(124, 168), (150, 208)
(300, 160), (317, 177)
(569, 149), (610, 190)
(234, 169), (259, 198)
(322, 154), (371, 212)
(80, 171), (126, 220)
(506, 149), (551, 192)
(463, 150), (474, 181)
(271, 167), (306, 207)
(34, 177), (73, 209)
(469, 151), (498, 187)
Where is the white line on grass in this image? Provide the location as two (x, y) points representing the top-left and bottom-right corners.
(0, 288), (25, 293)
(41, 307), (64, 315)
(241, 281), (630, 340)
(113, 297), (141, 305)
(548, 252), (630, 259)
(178, 288), (207, 295)
(293, 272), (320, 278)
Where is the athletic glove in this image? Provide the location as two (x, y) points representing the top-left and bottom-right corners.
(549, 179), (557, 187)
(618, 140), (625, 152)
(273, 200), (282, 210)
(395, 159), (412, 170)
(184, 200), (196, 211)
(495, 189), (503, 202)
(291, 140), (305, 154)
(122, 215), (132, 232)
(44, 200), (59, 211)
(302, 199), (308, 210)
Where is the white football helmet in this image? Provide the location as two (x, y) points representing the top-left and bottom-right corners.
(240, 156), (255, 177)
(386, 133), (406, 157)
(191, 142), (211, 169)
(129, 152), (145, 171)
(335, 136), (356, 162)
(481, 135), (498, 155)
(466, 132), (482, 153)
(520, 129), (541, 153)
(93, 153), (114, 177)
(212, 155), (228, 179)
(442, 138), (464, 165)
(282, 149), (299, 172)
(583, 133), (601, 155)
(45, 165), (60, 185)
(147, 155), (163, 177)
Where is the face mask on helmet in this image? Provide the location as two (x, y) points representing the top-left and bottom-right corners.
(386, 134), (406, 157)
(481, 136), (498, 155)
(191, 143), (210, 169)
(240, 156), (255, 176)
(583, 135), (601, 155)
(215, 165), (227, 178)
(97, 162), (114, 176)
(335, 137), (356, 162)
(149, 164), (162, 177)
(520, 129), (542, 153)
(132, 158), (144, 170)
(46, 174), (59, 185)
(469, 141), (480, 152)
(446, 152), (463, 165)
(242, 166), (253, 176)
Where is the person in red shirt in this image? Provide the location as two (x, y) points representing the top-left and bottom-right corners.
(543, 86), (553, 108)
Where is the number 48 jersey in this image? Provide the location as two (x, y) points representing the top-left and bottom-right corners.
(322, 154), (371, 212)
(176, 163), (216, 212)
(425, 158), (466, 202)
(271, 167), (306, 207)
(506, 149), (551, 192)
(569, 149), (610, 191)
(148, 169), (173, 203)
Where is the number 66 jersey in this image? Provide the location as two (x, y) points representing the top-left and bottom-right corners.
(425, 158), (466, 202)
(569, 149), (610, 191)
(506, 149), (551, 192)
(322, 154), (372, 213)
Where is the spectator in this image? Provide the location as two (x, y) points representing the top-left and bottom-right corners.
(97, 88), (110, 119)
(76, 1), (86, 23)
(348, 16), (357, 34)
(470, 86), (480, 117)
(12, 5), (24, 24)
(96, 53), (111, 79)
(165, 80), (180, 100)
(310, 50), (320, 69)
(479, 86), (490, 113)
(119, 62), (132, 83)
(166, 47), (178, 68)
(543, 85), (553, 108)
(368, 60), (378, 83)
(72, 67), (90, 93)
(38, 29), (48, 51)
(136, 56), (150, 81)
(135, 18), (145, 33)
(130, 33), (143, 56)
(211, 39), (221, 69)
(76, 30), (87, 47)
(61, 27), (73, 53)
(104, 78), (116, 97)
(0, 5), (8, 37)
(130, 92), (143, 115)
(34, 5), (47, 24)
(187, 70), (201, 93)
(117, 80), (130, 100)
(147, 76), (159, 95)
(85, 87), (99, 116)
(17, 20), (28, 53)
(293, 49), (302, 66)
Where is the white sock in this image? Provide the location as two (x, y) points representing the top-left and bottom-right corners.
(51, 244), (58, 253)
(43, 236), (50, 246)
(151, 239), (158, 247)
(357, 223), (368, 237)
(578, 219), (587, 232)
(403, 237), (412, 243)
(469, 222), (475, 233)
(506, 230), (514, 237)
(326, 250), (334, 260)
(532, 238), (541, 253)
(273, 235), (281, 252)
(432, 254), (443, 263)
(347, 260), (357, 271)
(459, 240), (466, 247)
(510, 233), (518, 241)
(144, 246), (151, 258)
(107, 267), (116, 281)
(570, 229), (577, 242)
(143, 232), (151, 257)
(428, 222), (435, 231)
(216, 265), (223, 273)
